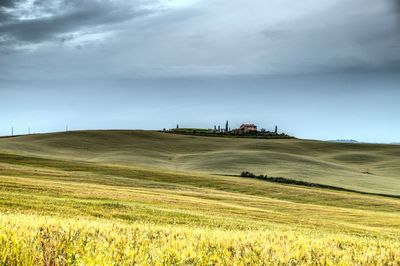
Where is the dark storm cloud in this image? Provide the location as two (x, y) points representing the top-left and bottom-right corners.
(394, 0), (400, 11)
(393, 0), (400, 25)
(255, 0), (400, 75)
(0, 0), (151, 45)
(0, 0), (19, 23)
(0, 0), (20, 8)
(0, 0), (399, 79)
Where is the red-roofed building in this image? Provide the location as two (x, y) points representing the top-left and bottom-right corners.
(238, 124), (257, 133)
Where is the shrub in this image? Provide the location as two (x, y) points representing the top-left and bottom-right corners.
(240, 171), (256, 178)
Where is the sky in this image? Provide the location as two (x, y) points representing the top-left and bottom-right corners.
(0, 0), (399, 142)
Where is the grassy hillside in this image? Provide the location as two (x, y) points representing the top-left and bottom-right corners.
(1, 130), (400, 264)
(0, 151), (400, 264)
(1, 130), (399, 195)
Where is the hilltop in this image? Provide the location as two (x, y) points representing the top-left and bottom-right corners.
(164, 124), (293, 139)
(0, 130), (399, 195)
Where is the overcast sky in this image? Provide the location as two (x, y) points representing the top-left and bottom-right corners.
(1, 0), (399, 142)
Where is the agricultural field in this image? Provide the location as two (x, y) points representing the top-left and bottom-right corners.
(1, 130), (400, 195)
(0, 130), (400, 265)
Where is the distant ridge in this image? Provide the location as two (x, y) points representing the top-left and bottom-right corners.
(328, 139), (359, 143)
(329, 139), (400, 145)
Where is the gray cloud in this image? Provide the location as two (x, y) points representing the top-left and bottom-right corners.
(0, 0), (20, 8)
(393, 0), (400, 26)
(394, 0), (400, 11)
(0, 0), (153, 45)
(0, 0), (19, 23)
(0, 0), (399, 80)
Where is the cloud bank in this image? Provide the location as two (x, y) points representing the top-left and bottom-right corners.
(0, 0), (399, 79)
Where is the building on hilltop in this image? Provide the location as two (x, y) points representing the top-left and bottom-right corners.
(238, 124), (257, 133)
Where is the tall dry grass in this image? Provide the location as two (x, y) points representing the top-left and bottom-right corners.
(1, 213), (399, 265)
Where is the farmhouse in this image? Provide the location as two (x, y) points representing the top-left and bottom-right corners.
(238, 124), (257, 133)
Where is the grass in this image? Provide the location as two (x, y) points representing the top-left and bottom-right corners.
(1, 214), (400, 265)
(0, 130), (399, 195)
(237, 172), (400, 198)
(0, 130), (400, 264)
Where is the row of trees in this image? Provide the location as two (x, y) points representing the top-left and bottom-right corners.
(239, 171), (354, 192)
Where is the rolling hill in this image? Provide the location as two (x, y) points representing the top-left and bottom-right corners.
(0, 130), (399, 195)
(0, 130), (400, 264)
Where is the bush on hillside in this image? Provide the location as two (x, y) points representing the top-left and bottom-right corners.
(240, 171), (267, 179)
(239, 171), (360, 192)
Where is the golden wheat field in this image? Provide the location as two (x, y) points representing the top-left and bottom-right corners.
(0, 131), (400, 265)
(1, 214), (400, 265)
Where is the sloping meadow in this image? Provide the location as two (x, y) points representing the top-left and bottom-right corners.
(1, 131), (400, 265)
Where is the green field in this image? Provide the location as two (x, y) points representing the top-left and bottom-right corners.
(0, 130), (399, 264)
(1, 130), (399, 195)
